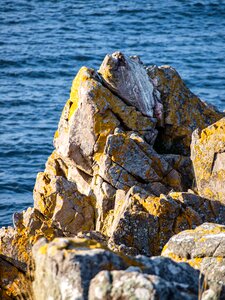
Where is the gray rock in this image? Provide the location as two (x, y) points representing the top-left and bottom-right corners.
(162, 223), (225, 299)
(32, 237), (129, 300)
(99, 51), (163, 120)
(89, 270), (197, 300)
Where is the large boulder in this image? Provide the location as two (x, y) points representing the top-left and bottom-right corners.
(32, 236), (200, 300)
(148, 65), (224, 155)
(32, 237), (131, 300)
(191, 118), (225, 204)
(89, 270), (197, 300)
(162, 223), (225, 299)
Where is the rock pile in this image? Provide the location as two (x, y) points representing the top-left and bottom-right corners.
(0, 52), (225, 299)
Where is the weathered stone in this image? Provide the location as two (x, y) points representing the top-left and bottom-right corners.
(32, 235), (201, 300)
(89, 269), (198, 300)
(107, 187), (225, 256)
(136, 255), (199, 295)
(191, 118), (225, 204)
(33, 172), (95, 235)
(162, 223), (225, 299)
(147, 65), (224, 155)
(0, 254), (32, 300)
(32, 237), (131, 300)
(54, 66), (156, 175)
(99, 51), (163, 120)
(163, 154), (194, 190)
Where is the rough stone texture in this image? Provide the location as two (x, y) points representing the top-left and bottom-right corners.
(0, 254), (32, 300)
(147, 65), (224, 155)
(54, 65), (157, 175)
(89, 270), (197, 300)
(32, 237), (131, 300)
(106, 187), (225, 256)
(191, 118), (225, 204)
(1, 51), (225, 298)
(0, 207), (61, 266)
(99, 51), (163, 120)
(33, 172), (95, 235)
(32, 236), (200, 300)
(162, 223), (225, 299)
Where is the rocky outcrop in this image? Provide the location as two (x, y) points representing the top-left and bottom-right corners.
(32, 236), (200, 300)
(1, 51), (225, 298)
(106, 188), (225, 256)
(191, 118), (225, 204)
(148, 65), (224, 155)
(162, 223), (225, 299)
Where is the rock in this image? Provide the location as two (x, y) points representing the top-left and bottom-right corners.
(1, 51), (225, 298)
(32, 236), (200, 300)
(162, 223), (225, 299)
(0, 254), (32, 300)
(97, 131), (183, 191)
(89, 270), (197, 300)
(191, 118), (225, 204)
(147, 65), (224, 155)
(54, 65), (157, 175)
(0, 207), (59, 266)
(99, 51), (163, 120)
(33, 172), (95, 235)
(107, 187), (225, 256)
(163, 154), (194, 190)
(32, 237), (131, 300)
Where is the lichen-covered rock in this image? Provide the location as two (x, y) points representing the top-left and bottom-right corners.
(32, 237), (131, 300)
(148, 65), (224, 155)
(106, 187), (225, 256)
(191, 118), (225, 204)
(0, 207), (60, 266)
(162, 223), (225, 299)
(32, 236), (200, 300)
(1, 51), (225, 299)
(89, 270), (197, 300)
(99, 51), (163, 120)
(97, 131), (183, 192)
(54, 65), (157, 175)
(0, 254), (32, 300)
(33, 172), (95, 235)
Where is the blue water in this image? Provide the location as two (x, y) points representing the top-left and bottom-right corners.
(0, 0), (225, 227)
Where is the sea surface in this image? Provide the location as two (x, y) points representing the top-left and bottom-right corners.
(0, 0), (225, 227)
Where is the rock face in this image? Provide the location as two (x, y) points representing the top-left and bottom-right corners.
(148, 65), (224, 155)
(191, 118), (225, 204)
(162, 223), (225, 299)
(106, 188), (225, 256)
(32, 236), (200, 300)
(99, 51), (162, 120)
(0, 51), (225, 298)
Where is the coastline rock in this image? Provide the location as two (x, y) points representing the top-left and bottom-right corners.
(191, 118), (225, 204)
(147, 65), (224, 155)
(162, 223), (225, 299)
(99, 51), (163, 120)
(32, 236), (200, 300)
(0, 254), (32, 300)
(89, 270), (197, 300)
(33, 172), (95, 235)
(106, 187), (225, 256)
(32, 237), (130, 300)
(0, 51), (225, 298)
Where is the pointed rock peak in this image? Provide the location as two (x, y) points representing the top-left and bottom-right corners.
(98, 51), (162, 120)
